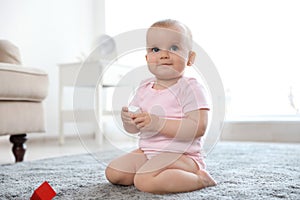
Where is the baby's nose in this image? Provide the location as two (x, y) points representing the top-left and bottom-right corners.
(159, 49), (170, 59)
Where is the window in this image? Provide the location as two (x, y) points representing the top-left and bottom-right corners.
(104, 0), (300, 134)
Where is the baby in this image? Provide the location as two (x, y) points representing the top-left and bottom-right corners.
(105, 19), (216, 194)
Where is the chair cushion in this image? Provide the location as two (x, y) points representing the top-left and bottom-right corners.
(0, 63), (48, 101)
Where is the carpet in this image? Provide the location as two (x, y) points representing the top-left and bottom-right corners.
(1, 141), (300, 200)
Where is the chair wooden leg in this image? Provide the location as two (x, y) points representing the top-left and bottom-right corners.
(9, 134), (27, 162)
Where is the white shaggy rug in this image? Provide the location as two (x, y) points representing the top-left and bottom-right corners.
(0, 141), (299, 199)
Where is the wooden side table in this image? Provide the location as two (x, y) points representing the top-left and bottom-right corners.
(58, 61), (131, 145)
(58, 61), (102, 144)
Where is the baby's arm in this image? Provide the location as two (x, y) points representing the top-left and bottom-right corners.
(121, 107), (140, 134)
(133, 109), (208, 140)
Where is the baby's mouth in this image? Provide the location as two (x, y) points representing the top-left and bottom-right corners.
(160, 63), (172, 66)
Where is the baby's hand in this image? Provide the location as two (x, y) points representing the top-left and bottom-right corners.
(133, 112), (163, 133)
(121, 107), (136, 126)
(132, 112), (152, 129)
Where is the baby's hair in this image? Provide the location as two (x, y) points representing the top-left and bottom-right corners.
(149, 19), (193, 50)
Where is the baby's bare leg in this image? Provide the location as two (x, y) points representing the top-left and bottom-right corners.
(134, 153), (216, 194)
(105, 149), (147, 186)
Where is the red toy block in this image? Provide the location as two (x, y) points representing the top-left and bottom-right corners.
(31, 181), (56, 200)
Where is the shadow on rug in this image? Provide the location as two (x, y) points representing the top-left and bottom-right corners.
(1, 142), (299, 199)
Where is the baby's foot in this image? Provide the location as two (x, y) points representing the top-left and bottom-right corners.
(196, 169), (217, 188)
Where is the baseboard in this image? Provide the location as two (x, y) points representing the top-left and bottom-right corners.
(221, 121), (300, 143)
(2, 121), (298, 144)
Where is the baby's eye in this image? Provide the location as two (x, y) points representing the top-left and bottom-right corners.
(170, 45), (179, 51)
(151, 47), (160, 53)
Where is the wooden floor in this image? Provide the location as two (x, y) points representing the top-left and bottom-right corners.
(0, 134), (137, 165)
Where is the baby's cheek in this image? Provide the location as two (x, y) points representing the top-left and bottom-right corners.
(146, 53), (156, 62)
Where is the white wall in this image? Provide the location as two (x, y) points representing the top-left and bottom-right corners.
(104, 0), (300, 143)
(105, 0), (300, 117)
(0, 0), (105, 137)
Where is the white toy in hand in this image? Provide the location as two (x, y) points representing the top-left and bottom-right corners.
(128, 106), (142, 114)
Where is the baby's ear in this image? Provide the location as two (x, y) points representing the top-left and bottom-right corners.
(187, 51), (196, 66)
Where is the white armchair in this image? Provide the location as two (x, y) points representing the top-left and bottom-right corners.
(0, 40), (48, 162)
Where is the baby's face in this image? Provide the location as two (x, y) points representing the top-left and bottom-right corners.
(146, 25), (192, 80)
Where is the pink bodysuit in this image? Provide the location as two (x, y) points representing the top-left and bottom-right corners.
(130, 76), (210, 169)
